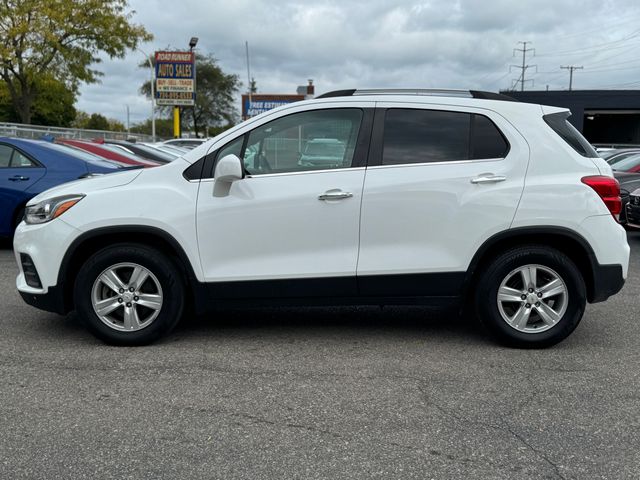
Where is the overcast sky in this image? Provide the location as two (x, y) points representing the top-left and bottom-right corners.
(77, 0), (640, 125)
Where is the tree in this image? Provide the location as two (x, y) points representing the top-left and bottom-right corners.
(0, 74), (76, 127)
(130, 118), (174, 138)
(72, 111), (125, 131)
(85, 113), (109, 131)
(140, 53), (240, 136)
(0, 0), (152, 124)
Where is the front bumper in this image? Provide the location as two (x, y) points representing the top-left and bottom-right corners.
(18, 286), (66, 315)
(14, 218), (81, 314)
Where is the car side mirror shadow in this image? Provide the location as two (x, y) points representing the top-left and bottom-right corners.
(213, 154), (243, 197)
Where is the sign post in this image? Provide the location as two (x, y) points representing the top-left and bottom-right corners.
(154, 51), (196, 137)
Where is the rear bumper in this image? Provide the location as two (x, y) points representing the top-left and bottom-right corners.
(590, 263), (625, 303)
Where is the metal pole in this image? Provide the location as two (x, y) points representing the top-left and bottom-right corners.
(520, 41), (527, 91)
(137, 47), (155, 142)
(245, 41), (252, 103)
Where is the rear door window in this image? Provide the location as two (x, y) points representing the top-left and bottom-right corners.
(0, 145), (12, 167)
(381, 109), (509, 165)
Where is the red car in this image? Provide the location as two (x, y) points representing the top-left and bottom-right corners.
(56, 139), (159, 167)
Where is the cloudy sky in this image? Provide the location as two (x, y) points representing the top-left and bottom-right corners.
(77, 0), (640, 125)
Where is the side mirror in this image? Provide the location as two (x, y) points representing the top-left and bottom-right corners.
(214, 154), (243, 183)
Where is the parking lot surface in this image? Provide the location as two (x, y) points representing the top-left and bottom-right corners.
(1, 235), (639, 479)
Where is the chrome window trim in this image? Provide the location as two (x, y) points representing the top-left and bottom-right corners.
(197, 166), (366, 182)
(368, 157), (505, 169)
(246, 166), (366, 179)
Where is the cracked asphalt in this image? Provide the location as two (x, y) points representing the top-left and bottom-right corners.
(1, 234), (639, 479)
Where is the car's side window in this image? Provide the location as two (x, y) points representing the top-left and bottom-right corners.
(10, 150), (35, 167)
(242, 109), (363, 175)
(382, 109), (509, 165)
(0, 145), (12, 168)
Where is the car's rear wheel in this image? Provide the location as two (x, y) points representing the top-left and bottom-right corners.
(74, 244), (185, 345)
(475, 245), (586, 348)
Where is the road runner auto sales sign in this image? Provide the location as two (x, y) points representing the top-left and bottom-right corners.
(155, 51), (195, 106)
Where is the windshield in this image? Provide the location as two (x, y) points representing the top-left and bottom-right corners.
(612, 154), (640, 172)
(132, 144), (176, 161)
(100, 144), (151, 162)
(607, 151), (640, 165)
(304, 142), (345, 156)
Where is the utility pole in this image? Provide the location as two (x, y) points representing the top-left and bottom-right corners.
(245, 41), (252, 104)
(560, 65), (583, 91)
(137, 47), (155, 142)
(511, 41), (537, 91)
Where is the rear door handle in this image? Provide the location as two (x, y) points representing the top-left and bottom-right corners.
(470, 174), (506, 184)
(9, 175), (29, 182)
(318, 190), (353, 201)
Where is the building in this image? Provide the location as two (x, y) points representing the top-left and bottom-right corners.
(503, 90), (640, 146)
(242, 80), (315, 120)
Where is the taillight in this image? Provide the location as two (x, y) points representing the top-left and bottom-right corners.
(581, 175), (622, 218)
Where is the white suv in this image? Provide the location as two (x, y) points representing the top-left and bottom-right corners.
(14, 89), (630, 347)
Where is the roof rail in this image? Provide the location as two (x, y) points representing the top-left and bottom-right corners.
(316, 89), (518, 102)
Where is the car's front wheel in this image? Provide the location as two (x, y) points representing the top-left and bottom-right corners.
(475, 245), (586, 348)
(74, 244), (185, 345)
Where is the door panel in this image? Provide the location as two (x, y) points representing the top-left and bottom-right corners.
(195, 105), (373, 297)
(0, 145), (45, 232)
(197, 169), (365, 291)
(357, 104), (529, 295)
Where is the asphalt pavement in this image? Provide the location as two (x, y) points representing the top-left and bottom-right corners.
(1, 234), (639, 479)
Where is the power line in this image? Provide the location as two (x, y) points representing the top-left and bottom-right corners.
(537, 29), (640, 57)
(510, 41), (536, 91)
(560, 65), (583, 90)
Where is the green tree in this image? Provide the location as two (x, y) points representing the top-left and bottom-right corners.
(141, 53), (240, 136)
(0, 74), (76, 127)
(130, 118), (174, 138)
(85, 113), (109, 130)
(0, 0), (152, 124)
(72, 111), (124, 131)
(71, 111), (91, 129)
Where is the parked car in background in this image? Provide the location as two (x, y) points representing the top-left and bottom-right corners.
(163, 138), (206, 149)
(609, 153), (640, 173)
(601, 149), (640, 166)
(97, 139), (175, 164)
(57, 139), (159, 167)
(616, 171), (640, 227)
(143, 143), (189, 156)
(626, 188), (640, 229)
(298, 138), (347, 168)
(0, 137), (121, 237)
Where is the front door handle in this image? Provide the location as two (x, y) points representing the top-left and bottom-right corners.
(470, 174), (506, 184)
(318, 190), (353, 201)
(9, 175), (29, 182)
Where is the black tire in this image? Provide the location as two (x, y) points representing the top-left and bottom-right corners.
(13, 206), (25, 230)
(74, 243), (185, 346)
(474, 245), (586, 348)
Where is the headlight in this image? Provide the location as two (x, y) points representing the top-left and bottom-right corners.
(25, 195), (85, 225)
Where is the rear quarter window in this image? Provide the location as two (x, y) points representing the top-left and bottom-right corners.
(544, 112), (599, 158)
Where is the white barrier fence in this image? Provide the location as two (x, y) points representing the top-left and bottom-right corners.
(0, 122), (156, 142)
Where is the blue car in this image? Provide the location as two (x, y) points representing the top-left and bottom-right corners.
(0, 137), (121, 237)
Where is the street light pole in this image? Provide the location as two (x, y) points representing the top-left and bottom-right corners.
(137, 47), (156, 142)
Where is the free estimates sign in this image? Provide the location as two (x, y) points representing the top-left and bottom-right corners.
(155, 51), (195, 106)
